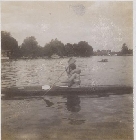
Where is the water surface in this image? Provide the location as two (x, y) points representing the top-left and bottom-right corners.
(1, 56), (133, 140)
(1, 56), (133, 89)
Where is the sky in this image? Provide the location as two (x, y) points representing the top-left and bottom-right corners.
(1, 1), (133, 51)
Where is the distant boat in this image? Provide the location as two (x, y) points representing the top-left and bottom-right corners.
(1, 56), (9, 60)
(51, 54), (60, 59)
(98, 59), (108, 62)
(1, 50), (10, 60)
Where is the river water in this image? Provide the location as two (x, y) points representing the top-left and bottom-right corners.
(1, 56), (133, 140)
(1, 56), (133, 89)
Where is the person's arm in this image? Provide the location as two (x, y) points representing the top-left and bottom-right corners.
(68, 73), (76, 82)
(65, 66), (71, 77)
(67, 73), (77, 87)
(70, 68), (81, 75)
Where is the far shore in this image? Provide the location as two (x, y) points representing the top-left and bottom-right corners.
(1, 54), (133, 61)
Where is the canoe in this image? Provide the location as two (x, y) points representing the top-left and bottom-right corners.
(1, 85), (133, 98)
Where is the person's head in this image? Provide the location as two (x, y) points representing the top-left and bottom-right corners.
(68, 57), (76, 65)
(69, 63), (76, 71)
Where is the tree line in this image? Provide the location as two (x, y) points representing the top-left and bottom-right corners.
(1, 31), (132, 59)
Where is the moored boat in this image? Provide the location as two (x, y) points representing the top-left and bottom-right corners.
(51, 54), (60, 59)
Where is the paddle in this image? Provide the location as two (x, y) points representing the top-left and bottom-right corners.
(42, 58), (77, 103)
(42, 58), (76, 91)
(43, 98), (54, 107)
(42, 61), (86, 89)
(42, 64), (70, 102)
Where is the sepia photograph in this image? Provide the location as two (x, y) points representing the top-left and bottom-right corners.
(1, 1), (133, 140)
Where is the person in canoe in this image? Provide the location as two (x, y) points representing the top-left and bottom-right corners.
(66, 63), (81, 87)
(64, 58), (81, 87)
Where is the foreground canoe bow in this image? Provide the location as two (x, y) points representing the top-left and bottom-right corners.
(1, 85), (133, 98)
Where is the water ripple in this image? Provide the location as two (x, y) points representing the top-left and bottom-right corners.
(1, 56), (133, 89)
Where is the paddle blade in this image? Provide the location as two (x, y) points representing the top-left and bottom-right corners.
(43, 98), (54, 107)
(42, 85), (50, 90)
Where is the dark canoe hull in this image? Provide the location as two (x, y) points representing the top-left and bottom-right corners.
(1, 85), (133, 98)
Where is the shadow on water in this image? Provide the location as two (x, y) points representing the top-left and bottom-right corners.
(65, 95), (81, 112)
(2, 93), (86, 125)
(1, 95), (54, 107)
(43, 98), (54, 107)
(65, 95), (86, 125)
(68, 118), (85, 125)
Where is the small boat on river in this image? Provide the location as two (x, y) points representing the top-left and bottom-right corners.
(1, 85), (132, 98)
(98, 59), (108, 62)
(51, 54), (60, 59)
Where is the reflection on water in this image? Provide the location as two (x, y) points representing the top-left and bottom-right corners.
(1, 56), (133, 89)
(1, 94), (133, 139)
(66, 95), (81, 112)
(68, 118), (85, 125)
(1, 57), (133, 140)
(43, 98), (54, 107)
(65, 95), (86, 125)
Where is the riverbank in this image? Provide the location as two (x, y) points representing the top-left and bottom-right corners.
(1, 54), (133, 61)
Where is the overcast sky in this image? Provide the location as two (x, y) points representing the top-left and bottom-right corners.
(1, 1), (133, 51)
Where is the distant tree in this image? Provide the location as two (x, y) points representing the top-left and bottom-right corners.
(1, 31), (20, 58)
(128, 49), (133, 55)
(20, 36), (40, 58)
(43, 38), (65, 57)
(121, 43), (129, 55)
(64, 41), (93, 57)
(43, 43), (53, 58)
(77, 41), (93, 57)
(64, 43), (75, 56)
(73, 43), (79, 56)
(36, 45), (44, 57)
